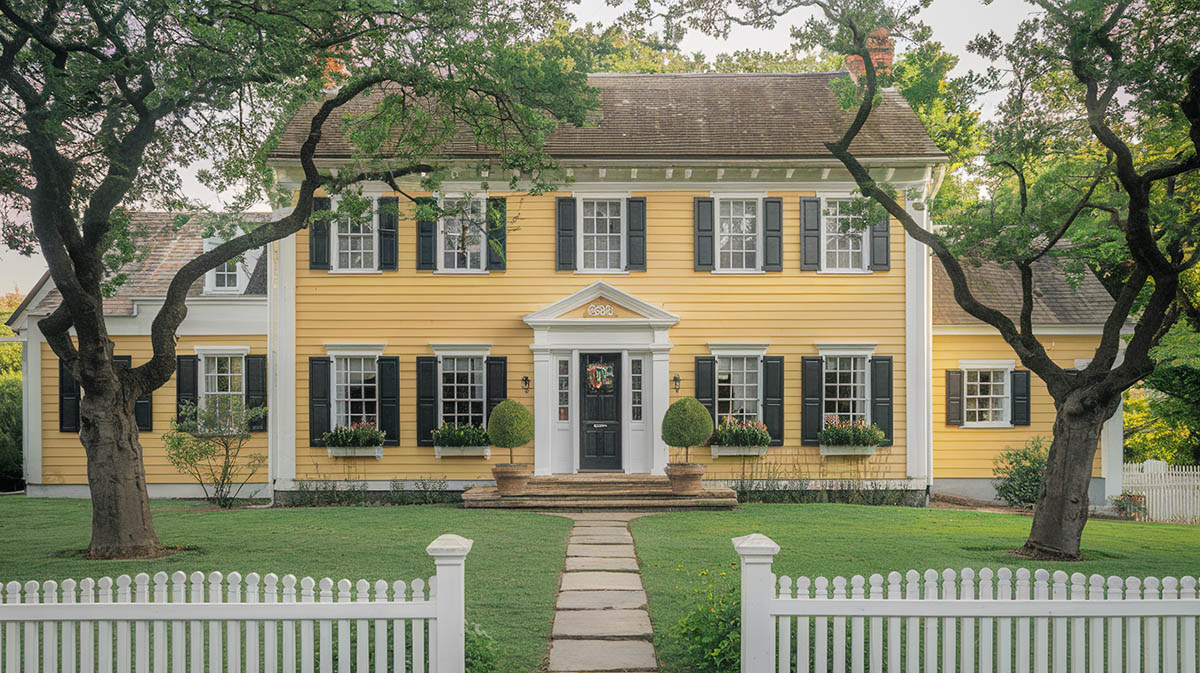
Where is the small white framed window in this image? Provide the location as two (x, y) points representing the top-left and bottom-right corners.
(332, 197), (378, 272)
(333, 355), (378, 428)
(203, 239), (261, 294)
(194, 346), (250, 429)
(960, 360), (1014, 427)
(440, 356), (486, 427)
(821, 198), (868, 273)
(715, 197), (761, 272)
(630, 358), (644, 422)
(438, 196), (487, 272)
(580, 198), (624, 272)
(557, 358), (570, 422)
(716, 356), (760, 423)
(823, 355), (869, 425)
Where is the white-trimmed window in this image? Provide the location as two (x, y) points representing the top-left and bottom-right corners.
(716, 356), (760, 423)
(334, 198), (377, 271)
(716, 198), (760, 271)
(439, 196), (486, 272)
(962, 362), (1013, 427)
(195, 346), (250, 428)
(557, 358), (570, 421)
(440, 356), (485, 427)
(822, 198), (867, 272)
(333, 355), (378, 427)
(630, 358), (644, 422)
(203, 239), (261, 294)
(579, 198), (624, 272)
(823, 355), (869, 424)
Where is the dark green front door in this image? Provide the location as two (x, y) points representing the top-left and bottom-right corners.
(580, 353), (621, 470)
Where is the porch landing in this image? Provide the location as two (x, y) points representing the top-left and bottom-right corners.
(462, 474), (739, 509)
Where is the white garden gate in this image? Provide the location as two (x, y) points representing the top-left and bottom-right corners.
(0, 534), (472, 673)
(1124, 460), (1200, 524)
(734, 534), (1200, 673)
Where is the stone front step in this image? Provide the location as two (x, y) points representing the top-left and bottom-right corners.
(460, 488), (738, 509)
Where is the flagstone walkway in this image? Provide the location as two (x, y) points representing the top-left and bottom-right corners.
(547, 512), (658, 673)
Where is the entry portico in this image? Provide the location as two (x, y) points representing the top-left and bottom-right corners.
(524, 282), (679, 476)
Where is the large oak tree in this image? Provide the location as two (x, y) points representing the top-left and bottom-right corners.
(0, 0), (595, 558)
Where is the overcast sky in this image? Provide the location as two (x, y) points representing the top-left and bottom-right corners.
(0, 0), (1031, 296)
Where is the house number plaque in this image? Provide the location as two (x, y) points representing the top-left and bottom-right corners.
(586, 303), (616, 317)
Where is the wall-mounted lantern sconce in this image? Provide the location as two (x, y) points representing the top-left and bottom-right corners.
(673, 374), (681, 392)
(522, 376), (531, 392)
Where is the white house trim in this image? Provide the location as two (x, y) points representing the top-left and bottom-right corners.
(268, 208), (298, 493)
(21, 327), (42, 486)
(430, 344), (493, 357)
(905, 187), (933, 488)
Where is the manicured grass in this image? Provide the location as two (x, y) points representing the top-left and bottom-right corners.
(0, 496), (571, 672)
(631, 503), (1200, 673)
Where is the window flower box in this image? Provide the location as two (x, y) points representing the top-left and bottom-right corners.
(328, 445), (384, 460)
(819, 444), (879, 457)
(323, 423), (386, 460)
(711, 444), (769, 458)
(435, 445), (491, 459)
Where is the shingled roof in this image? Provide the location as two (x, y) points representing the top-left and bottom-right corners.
(14, 213), (269, 322)
(933, 259), (1116, 326)
(268, 72), (946, 161)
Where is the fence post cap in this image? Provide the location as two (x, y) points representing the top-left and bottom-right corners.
(731, 533), (780, 557)
(426, 534), (474, 559)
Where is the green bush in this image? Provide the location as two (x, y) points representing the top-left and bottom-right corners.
(323, 423), (387, 448)
(464, 622), (500, 673)
(662, 397), (713, 462)
(992, 436), (1049, 508)
(486, 399), (533, 463)
(674, 583), (741, 673)
(817, 418), (886, 447)
(711, 416), (771, 447)
(0, 371), (21, 490)
(430, 423), (490, 448)
(164, 401), (267, 507)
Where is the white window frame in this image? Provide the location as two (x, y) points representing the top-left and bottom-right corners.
(709, 344), (768, 423)
(193, 346), (250, 426)
(959, 359), (1015, 428)
(818, 194), (871, 274)
(330, 195), (381, 274)
(432, 345), (491, 429)
(325, 344), (386, 430)
(436, 193), (489, 274)
(630, 357), (645, 423)
(202, 238), (260, 294)
(574, 193), (628, 274)
(712, 193), (766, 274)
(556, 356), (571, 424)
(817, 345), (876, 426)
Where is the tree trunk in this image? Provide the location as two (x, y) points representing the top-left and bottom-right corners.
(1021, 397), (1116, 561)
(80, 389), (163, 559)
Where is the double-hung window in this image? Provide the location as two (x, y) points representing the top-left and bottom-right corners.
(716, 198), (760, 272)
(578, 197), (624, 272)
(440, 356), (485, 427)
(822, 198), (868, 272)
(964, 367), (1010, 426)
(822, 354), (869, 425)
(203, 238), (261, 293)
(333, 355), (378, 428)
(196, 348), (249, 430)
(716, 355), (760, 423)
(439, 197), (486, 272)
(333, 198), (377, 271)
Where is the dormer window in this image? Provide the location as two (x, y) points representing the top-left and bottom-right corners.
(203, 238), (261, 294)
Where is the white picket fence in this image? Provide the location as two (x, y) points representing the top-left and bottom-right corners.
(1124, 461), (1200, 524)
(0, 534), (472, 673)
(734, 534), (1200, 673)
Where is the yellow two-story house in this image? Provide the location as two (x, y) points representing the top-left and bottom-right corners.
(9, 72), (1124, 505)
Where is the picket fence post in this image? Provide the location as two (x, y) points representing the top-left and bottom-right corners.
(733, 533), (781, 673)
(426, 533), (474, 673)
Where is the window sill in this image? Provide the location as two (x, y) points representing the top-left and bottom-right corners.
(433, 269), (489, 275)
(817, 269), (873, 275)
(574, 270), (630, 275)
(962, 422), (1014, 429)
(328, 446), (384, 459)
(329, 269), (382, 275)
(434, 445), (491, 459)
(711, 269), (766, 275)
(203, 288), (245, 296)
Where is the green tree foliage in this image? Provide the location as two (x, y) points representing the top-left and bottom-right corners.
(163, 402), (267, 508)
(993, 436), (1050, 509)
(0, 371), (21, 490)
(1123, 386), (1197, 465)
(0, 292), (21, 375)
(486, 399), (535, 464)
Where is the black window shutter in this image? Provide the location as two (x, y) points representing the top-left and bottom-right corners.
(869, 209), (890, 271)
(1011, 370), (1032, 426)
(113, 356), (152, 432)
(377, 356), (400, 446)
(870, 356), (894, 445)
(487, 197), (507, 271)
(378, 197), (399, 271)
(694, 356), (717, 422)
(801, 356), (823, 445)
(309, 357), (331, 446)
(800, 197), (821, 271)
(58, 358), (80, 433)
(945, 369), (964, 426)
(763, 197), (783, 272)
(309, 196), (331, 270)
(416, 196), (437, 270)
(626, 197), (646, 271)
(485, 356), (507, 425)
(176, 355), (198, 422)
(556, 197), (576, 270)
(694, 197), (715, 271)
(416, 356), (438, 446)
(245, 354), (268, 432)
(762, 355), (784, 446)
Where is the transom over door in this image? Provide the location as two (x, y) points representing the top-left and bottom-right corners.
(580, 353), (621, 470)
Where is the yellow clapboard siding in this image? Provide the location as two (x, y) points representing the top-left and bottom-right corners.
(293, 190), (912, 481)
(39, 336), (268, 485)
(932, 332), (1104, 479)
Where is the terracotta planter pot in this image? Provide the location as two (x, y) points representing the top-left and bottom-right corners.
(665, 462), (706, 496)
(492, 463), (533, 496)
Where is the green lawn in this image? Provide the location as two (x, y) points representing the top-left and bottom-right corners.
(0, 496), (571, 672)
(630, 503), (1200, 673)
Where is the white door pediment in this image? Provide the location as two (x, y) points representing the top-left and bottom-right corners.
(522, 281), (679, 328)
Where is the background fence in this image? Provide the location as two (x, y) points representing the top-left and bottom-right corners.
(0, 533), (472, 673)
(734, 534), (1200, 673)
(1124, 460), (1200, 524)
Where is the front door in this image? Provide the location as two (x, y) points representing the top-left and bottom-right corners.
(580, 353), (621, 470)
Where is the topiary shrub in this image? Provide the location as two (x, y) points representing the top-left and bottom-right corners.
(662, 397), (713, 462)
(487, 399), (534, 464)
(992, 436), (1049, 508)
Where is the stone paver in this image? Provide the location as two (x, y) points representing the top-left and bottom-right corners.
(568, 519), (631, 528)
(556, 590), (648, 610)
(569, 534), (634, 545)
(567, 543), (636, 558)
(548, 639), (658, 672)
(569, 526), (630, 537)
(560, 570), (644, 591)
(553, 609), (653, 638)
(565, 556), (639, 572)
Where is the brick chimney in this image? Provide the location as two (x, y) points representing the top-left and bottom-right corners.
(845, 28), (894, 78)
